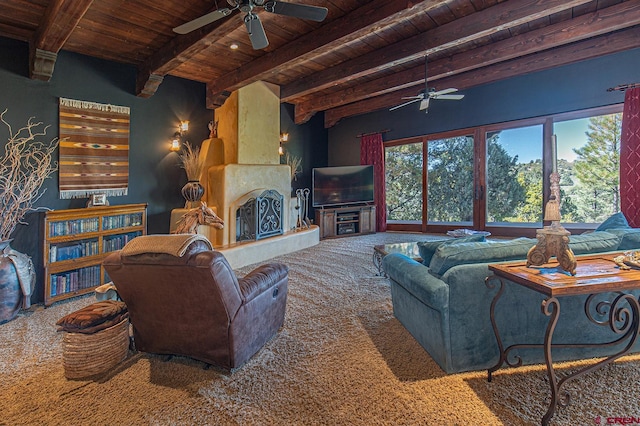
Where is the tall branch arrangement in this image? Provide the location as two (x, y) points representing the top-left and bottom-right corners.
(0, 109), (58, 241)
(178, 141), (205, 181)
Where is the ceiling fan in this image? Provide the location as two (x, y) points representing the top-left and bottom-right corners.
(173, 0), (328, 50)
(389, 56), (464, 113)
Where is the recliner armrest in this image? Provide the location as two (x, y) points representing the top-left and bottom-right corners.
(239, 263), (289, 302)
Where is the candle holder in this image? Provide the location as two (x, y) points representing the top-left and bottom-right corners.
(526, 170), (577, 275)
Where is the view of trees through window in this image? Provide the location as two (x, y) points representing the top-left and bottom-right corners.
(384, 108), (622, 229)
(486, 125), (542, 224)
(555, 112), (622, 223)
(385, 142), (422, 221)
(427, 136), (474, 223)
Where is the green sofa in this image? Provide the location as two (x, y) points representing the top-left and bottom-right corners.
(383, 215), (640, 374)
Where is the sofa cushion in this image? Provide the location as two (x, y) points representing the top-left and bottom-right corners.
(429, 237), (536, 276)
(417, 234), (486, 266)
(595, 212), (630, 231)
(568, 231), (620, 255)
(605, 228), (640, 250)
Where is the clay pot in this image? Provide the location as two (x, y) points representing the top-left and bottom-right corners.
(181, 180), (204, 203)
(0, 240), (25, 324)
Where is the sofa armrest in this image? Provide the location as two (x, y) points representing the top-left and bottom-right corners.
(238, 263), (289, 303)
(382, 253), (449, 308)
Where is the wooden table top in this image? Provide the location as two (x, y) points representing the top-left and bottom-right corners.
(488, 253), (640, 297)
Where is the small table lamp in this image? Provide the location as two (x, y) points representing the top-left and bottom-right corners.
(526, 171), (577, 275)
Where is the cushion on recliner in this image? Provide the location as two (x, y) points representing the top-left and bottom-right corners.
(595, 212), (630, 231)
(429, 237), (536, 276)
(417, 234), (486, 266)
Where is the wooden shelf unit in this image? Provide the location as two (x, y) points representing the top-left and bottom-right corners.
(43, 203), (147, 306)
(315, 205), (376, 239)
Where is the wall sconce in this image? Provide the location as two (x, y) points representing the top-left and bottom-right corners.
(169, 121), (190, 152)
(170, 133), (181, 152)
(279, 132), (289, 156)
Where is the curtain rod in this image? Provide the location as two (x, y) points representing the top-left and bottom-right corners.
(356, 129), (391, 138)
(607, 82), (640, 92)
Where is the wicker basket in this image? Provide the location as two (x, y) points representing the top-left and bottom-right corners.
(62, 318), (130, 379)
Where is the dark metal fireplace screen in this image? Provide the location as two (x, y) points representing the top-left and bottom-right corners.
(236, 189), (284, 242)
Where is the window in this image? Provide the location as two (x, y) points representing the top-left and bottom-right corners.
(554, 112), (622, 224)
(486, 125), (543, 225)
(383, 105), (623, 236)
(385, 141), (423, 222)
(427, 135), (474, 225)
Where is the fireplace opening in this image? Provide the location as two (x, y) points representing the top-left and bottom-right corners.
(236, 189), (284, 242)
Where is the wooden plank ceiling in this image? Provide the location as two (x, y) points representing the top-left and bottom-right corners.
(0, 0), (638, 127)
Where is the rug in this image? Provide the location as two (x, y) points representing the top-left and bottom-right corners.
(58, 97), (130, 198)
(2, 232), (640, 425)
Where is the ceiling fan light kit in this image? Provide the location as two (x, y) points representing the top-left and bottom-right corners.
(173, 0), (328, 49)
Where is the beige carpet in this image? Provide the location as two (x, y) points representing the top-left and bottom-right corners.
(2, 232), (640, 425)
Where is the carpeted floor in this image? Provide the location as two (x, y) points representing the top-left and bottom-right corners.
(2, 232), (640, 425)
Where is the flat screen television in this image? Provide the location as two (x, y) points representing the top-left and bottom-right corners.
(312, 165), (374, 207)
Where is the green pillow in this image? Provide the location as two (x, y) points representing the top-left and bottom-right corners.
(429, 237), (536, 276)
(605, 228), (640, 250)
(595, 212), (630, 231)
(568, 231), (620, 254)
(417, 234), (486, 266)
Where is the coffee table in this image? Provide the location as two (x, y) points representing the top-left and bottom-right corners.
(373, 242), (422, 276)
(486, 254), (640, 425)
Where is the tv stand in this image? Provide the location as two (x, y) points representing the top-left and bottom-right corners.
(315, 205), (376, 239)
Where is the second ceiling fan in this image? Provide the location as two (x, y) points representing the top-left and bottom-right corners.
(390, 56), (465, 113)
(173, 0), (328, 50)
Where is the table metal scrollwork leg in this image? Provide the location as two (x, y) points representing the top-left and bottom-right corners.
(486, 275), (506, 382)
(542, 297), (561, 426)
(373, 250), (386, 277)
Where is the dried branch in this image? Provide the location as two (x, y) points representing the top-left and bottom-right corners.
(178, 142), (205, 181)
(285, 152), (302, 182)
(0, 109), (58, 241)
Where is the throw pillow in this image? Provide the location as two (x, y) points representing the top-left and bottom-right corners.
(56, 300), (128, 334)
(429, 237), (536, 277)
(595, 212), (630, 231)
(605, 228), (640, 250)
(417, 234), (487, 266)
(568, 231), (621, 255)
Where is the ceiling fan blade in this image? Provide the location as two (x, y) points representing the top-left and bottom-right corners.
(173, 8), (233, 34)
(434, 94), (465, 100)
(431, 87), (458, 96)
(244, 13), (269, 50)
(419, 98), (430, 111)
(264, 1), (328, 22)
(389, 98), (420, 111)
(400, 95), (423, 100)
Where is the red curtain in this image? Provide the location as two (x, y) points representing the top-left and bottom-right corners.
(621, 87), (640, 228)
(360, 132), (386, 232)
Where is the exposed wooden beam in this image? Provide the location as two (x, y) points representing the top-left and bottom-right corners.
(136, 10), (242, 98)
(29, 0), (93, 81)
(205, 0), (452, 105)
(323, 26), (640, 127)
(296, 0), (640, 122)
(281, 0), (594, 102)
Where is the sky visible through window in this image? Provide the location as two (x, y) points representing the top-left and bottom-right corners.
(497, 119), (589, 163)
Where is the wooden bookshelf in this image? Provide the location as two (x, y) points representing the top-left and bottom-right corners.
(43, 203), (147, 306)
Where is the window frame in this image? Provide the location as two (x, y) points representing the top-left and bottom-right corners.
(384, 104), (624, 237)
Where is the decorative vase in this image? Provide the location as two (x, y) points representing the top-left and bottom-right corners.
(0, 240), (35, 324)
(181, 180), (205, 208)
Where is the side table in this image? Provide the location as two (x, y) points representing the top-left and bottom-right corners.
(486, 254), (640, 425)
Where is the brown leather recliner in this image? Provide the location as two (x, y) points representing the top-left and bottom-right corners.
(102, 235), (288, 370)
